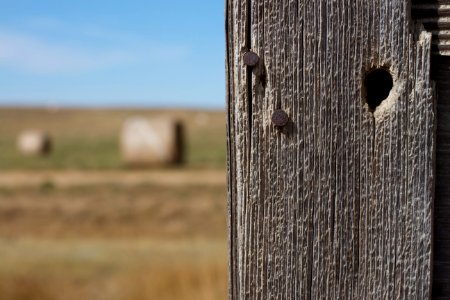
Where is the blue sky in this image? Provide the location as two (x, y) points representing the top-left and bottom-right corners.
(0, 1), (225, 108)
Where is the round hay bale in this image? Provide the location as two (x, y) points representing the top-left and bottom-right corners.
(120, 117), (184, 167)
(17, 130), (52, 156)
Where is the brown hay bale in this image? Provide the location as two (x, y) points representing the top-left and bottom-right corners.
(17, 130), (52, 156)
(120, 117), (184, 167)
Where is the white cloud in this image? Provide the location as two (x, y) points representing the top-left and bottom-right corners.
(0, 31), (130, 73)
(0, 28), (188, 74)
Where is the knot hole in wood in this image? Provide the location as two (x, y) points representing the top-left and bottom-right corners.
(364, 67), (394, 112)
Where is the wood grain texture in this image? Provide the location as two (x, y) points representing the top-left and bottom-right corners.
(413, 2), (450, 298)
(412, 1), (450, 55)
(226, 0), (436, 299)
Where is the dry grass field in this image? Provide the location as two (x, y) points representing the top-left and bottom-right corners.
(0, 108), (227, 300)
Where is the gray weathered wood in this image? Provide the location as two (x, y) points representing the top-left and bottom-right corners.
(226, 0), (436, 299)
(411, 2), (450, 297)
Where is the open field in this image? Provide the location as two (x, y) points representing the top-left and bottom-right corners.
(0, 108), (228, 300)
(0, 108), (226, 169)
(0, 239), (227, 300)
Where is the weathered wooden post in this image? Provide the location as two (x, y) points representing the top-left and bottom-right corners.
(226, 0), (438, 299)
(413, 2), (450, 298)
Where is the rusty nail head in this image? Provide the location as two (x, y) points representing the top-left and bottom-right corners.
(243, 51), (259, 67)
(272, 110), (289, 127)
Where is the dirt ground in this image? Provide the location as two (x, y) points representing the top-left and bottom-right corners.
(0, 169), (225, 188)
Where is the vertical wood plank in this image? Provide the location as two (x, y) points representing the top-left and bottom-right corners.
(227, 0), (435, 298)
(411, 2), (450, 298)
